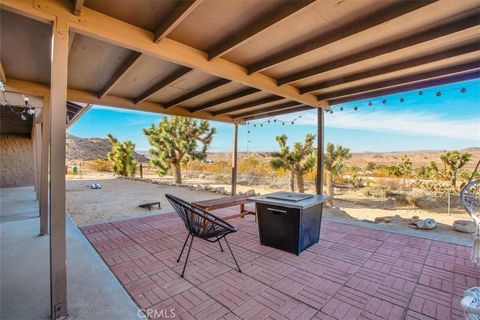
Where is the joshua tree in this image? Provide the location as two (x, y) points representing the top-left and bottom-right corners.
(270, 134), (316, 193)
(398, 155), (413, 186)
(324, 143), (351, 205)
(107, 134), (137, 177)
(440, 150), (471, 188)
(365, 162), (376, 172)
(143, 116), (215, 184)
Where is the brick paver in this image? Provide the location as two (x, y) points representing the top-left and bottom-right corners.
(80, 209), (479, 319)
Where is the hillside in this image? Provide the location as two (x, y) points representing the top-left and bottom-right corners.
(203, 148), (479, 169)
(66, 134), (148, 162)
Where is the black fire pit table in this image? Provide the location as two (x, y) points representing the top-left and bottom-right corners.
(249, 191), (330, 255)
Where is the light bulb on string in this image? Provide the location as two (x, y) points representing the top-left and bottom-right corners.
(340, 107), (343, 111)
(436, 91), (441, 97)
(329, 110), (333, 114)
(461, 88), (467, 93)
(354, 106), (358, 111)
(382, 99), (387, 104)
(418, 90), (423, 95)
(368, 102), (372, 106)
(282, 122), (285, 125)
(400, 98), (405, 103)
(291, 121), (294, 125)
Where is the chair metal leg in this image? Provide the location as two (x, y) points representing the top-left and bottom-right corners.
(224, 237), (241, 273)
(217, 237), (224, 252)
(177, 233), (190, 263)
(180, 236), (194, 278)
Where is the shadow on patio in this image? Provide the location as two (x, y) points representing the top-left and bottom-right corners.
(81, 206), (480, 320)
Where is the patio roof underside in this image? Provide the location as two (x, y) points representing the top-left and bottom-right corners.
(1, 0), (479, 124)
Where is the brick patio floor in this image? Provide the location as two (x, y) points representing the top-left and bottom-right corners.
(80, 208), (479, 320)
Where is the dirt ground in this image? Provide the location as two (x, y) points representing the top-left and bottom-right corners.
(66, 175), (474, 244)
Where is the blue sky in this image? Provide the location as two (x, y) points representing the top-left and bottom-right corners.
(68, 79), (480, 153)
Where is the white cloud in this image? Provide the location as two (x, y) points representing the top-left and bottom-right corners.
(277, 110), (480, 141)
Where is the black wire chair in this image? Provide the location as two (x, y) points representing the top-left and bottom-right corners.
(165, 194), (242, 277)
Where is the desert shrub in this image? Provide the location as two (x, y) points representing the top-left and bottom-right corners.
(91, 159), (112, 172)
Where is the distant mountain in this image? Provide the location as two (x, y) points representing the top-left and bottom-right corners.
(66, 134), (148, 162)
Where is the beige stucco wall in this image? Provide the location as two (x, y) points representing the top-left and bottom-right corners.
(0, 135), (34, 188)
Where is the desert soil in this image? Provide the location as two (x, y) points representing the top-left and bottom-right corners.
(66, 174), (473, 244)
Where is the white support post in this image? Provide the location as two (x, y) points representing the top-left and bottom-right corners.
(49, 18), (69, 320)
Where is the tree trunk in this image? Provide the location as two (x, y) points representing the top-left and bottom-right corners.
(326, 170), (334, 206)
(296, 174), (305, 193)
(450, 171), (456, 188)
(289, 171), (295, 192)
(172, 163), (182, 184)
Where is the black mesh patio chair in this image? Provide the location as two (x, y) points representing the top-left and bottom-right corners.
(165, 194), (241, 277)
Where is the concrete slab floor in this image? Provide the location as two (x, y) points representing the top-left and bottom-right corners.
(1, 187), (140, 320)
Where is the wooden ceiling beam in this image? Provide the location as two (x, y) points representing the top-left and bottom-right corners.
(278, 12), (480, 85)
(232, 101), (302, 119)
(1, 0), (319, 107)
(154, 0), (204, 43)
(242, 105), (313, 122)
(164, 78), (230, 108)
(190, 88), (259, 113)
(317, 61), (480, 101)
(135, 67), (192, 104)
(98, 52), (143, 98)
(301, 42), (480, 94)
(207, 0), (314, 60)
(212, 96), (284, 116)
(5, 78), (236, 123)
(247, 0), (436, 74)
(329, 70), (480, 105)
(72, 0), (83, 16)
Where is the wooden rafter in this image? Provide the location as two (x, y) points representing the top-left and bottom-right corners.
(301, 42), (480, 94)
(212, 96), (284, 116)
(317, 61), (480, 101)
(190, 88), (259, 113)
(98, 52), (142, 98)
(135, 67), (192, 104)
(243, 105), (313, 121)
(1, 0), (319, 107)
(247, 0), (436, 74)
(154, 0), (204, 43)
(5, 78), (236, 123)
(232, 101), (302, 119)
(164, 78), (230, 108)
(72, 0), (83, 16)
(207, 0), (314, 60)
(278, 12), (480, 85)
(329, 70), (480, 105)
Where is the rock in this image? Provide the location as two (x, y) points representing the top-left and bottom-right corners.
(453, 220), (476, 233)
(375, 216), (392, 223)
(415, 218), (437, 230)
(245, 189), (256, 196)
(216, 187), (226, 194)
(199, 174), (206, 179)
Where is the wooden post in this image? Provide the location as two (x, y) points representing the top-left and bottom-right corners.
(316, 108), (324, 195)
(39, 97), (49, 236)
(32, 121), (38, 196)
(231, 124), (238, 196)
(49, 19), (69, 320)
(140, 163), (143, 179)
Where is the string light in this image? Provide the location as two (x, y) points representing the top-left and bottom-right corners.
(243, 82), (477, 128)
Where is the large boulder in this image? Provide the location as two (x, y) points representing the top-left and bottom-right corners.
(453, 220), (476, 233)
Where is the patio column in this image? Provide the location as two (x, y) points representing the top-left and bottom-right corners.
(34, 119), (42, 201)
(49, 19), (69, 320)
(231, 123), (238, 196)
(40, 96), (50, 236)
(32, 119), (39, 197)
(316, 108), (324, 195)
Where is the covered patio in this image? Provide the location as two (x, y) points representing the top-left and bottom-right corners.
(80, 206), (478, 320)
(1, 0), (479, 319)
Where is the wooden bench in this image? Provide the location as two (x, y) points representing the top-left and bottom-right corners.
(193, 195), (255, 220)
